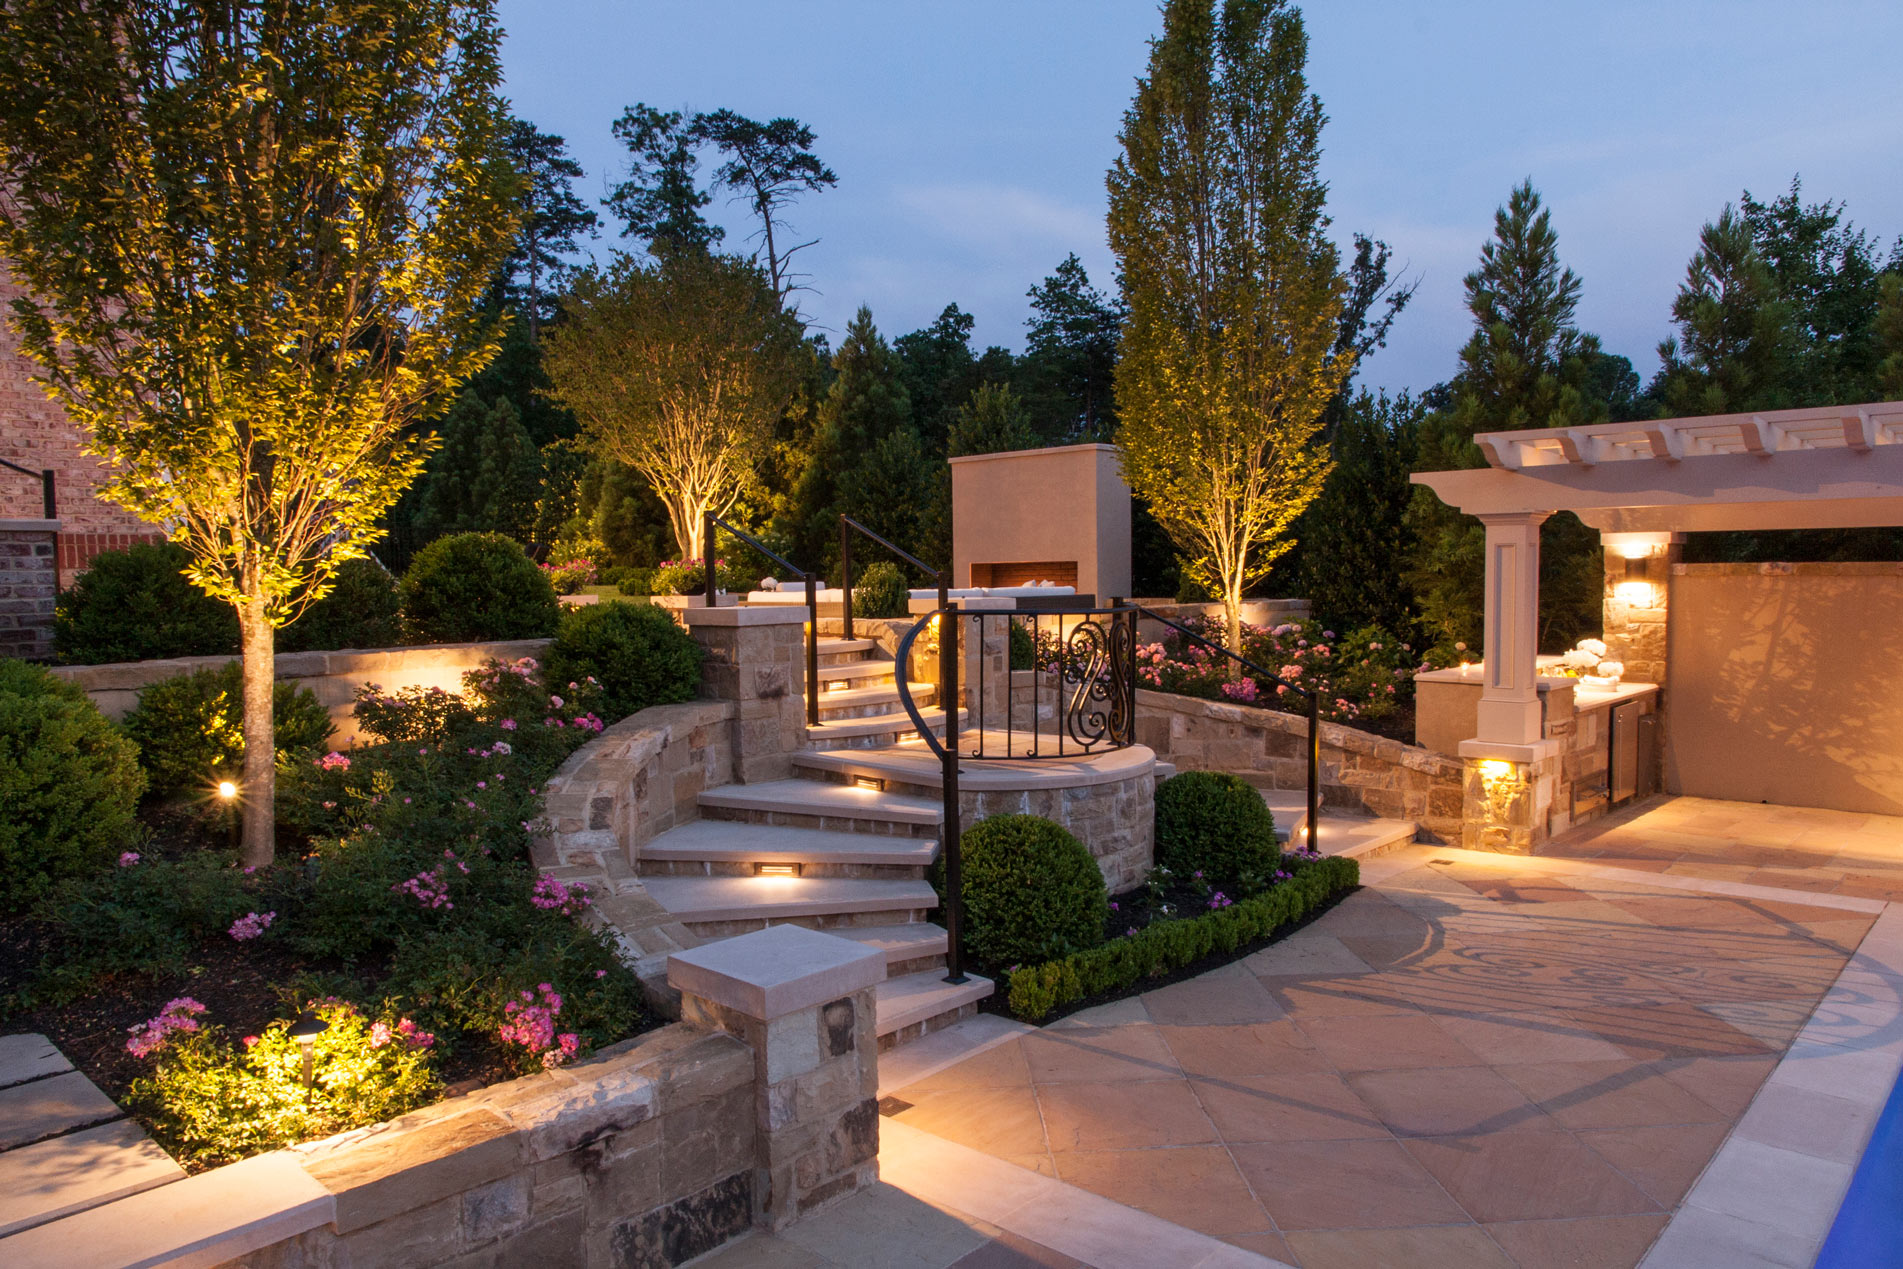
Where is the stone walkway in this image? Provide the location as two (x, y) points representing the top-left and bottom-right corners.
(879, 843), (1885, 1268)
(1541, 794), (1903, 900)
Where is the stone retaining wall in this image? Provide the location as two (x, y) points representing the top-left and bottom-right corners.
(1134, 688), (1463, 842)
(0, 518), (57, 660)
(49, 638), (551, 743)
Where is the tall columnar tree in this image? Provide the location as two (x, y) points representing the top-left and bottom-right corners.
(697, 110), (838, 299)
(1651, 206), (1794, 416)
(1107, 0), (1351, 652)
(1018, 254), (1125, 444)
(1299, 391), (1423, 634)
(0, 0), (518, 863)
(498, 120), (599, 340)
(542, 249), (805, 560)
(607, 104), (723, 253)
(1405, 180), (1611, 652)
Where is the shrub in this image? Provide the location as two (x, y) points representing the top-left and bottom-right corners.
(399, 532), (560, 643)
(126, 998), (442, 1168)
(0, 661), (145, 912)
(615, 567), (656, 596)
(651, 557), (755, 595)
(544, 601), (703, 723)
(278, 557), (404, 652)
(1006, 855), (1358, 1022)
(958, 815), (1108, 969)
(53, 541), (237, 664)
(1154, 771), (1278, 891)
(123, 662), (334, 796)
(851, 560), (910, 619)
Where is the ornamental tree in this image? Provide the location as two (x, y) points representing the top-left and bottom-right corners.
(541, 248), (805, 560)
(0, 0), (519, 863)
(1107, 0), (1352, 653)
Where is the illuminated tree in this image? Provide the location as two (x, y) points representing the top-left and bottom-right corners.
(542, 249), (805, 560)
(1107, 0), (1351, 652)
(0, 0), (519, 863)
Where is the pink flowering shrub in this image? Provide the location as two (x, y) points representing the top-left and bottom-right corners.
(529, 875), (591, 916)
(498, 983), (582, 1070)
(126, 997), (208, 1057)
(228, 910), (275, 941)
(1136, 618), (1418, 725)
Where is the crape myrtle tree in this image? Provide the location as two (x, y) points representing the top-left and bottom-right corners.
(0, 0), (518, 864)
(541, 248), (805, 561)
(1108, 0), (1353, 653)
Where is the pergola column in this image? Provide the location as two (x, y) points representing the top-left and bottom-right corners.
(1470, 511), (1549, 749)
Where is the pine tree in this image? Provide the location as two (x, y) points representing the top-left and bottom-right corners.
(1405, 180), (1611, 652)
(606, 104), (722, 253)
(1652, 206), (1794, 415)
(1108, 0), (1351, 652)
(894, 305), (983, 455)
(418, 392), (544, 541)
(498, 120), (598, 339)
(1018, 255), (1124, 444)
(948, 382), (1036, 457)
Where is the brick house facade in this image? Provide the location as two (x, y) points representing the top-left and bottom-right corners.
(1, 264), (166, 574)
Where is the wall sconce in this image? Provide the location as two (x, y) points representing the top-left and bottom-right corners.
(1478, 759), (1516, 781)
(1613, 553), (1662, 609)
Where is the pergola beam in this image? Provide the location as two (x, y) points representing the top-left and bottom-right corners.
(1740, 415), (1784, 456)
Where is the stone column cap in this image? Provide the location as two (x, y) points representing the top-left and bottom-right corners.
(1457, 738), (1560, 763)
(681, 606), (810, 627)
(668, 925), (885, 1021)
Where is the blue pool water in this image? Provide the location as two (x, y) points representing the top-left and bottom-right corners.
(1815, 1064), (1903, 1267)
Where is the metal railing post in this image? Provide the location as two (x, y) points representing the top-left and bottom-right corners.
(702, 510), (717, 606)
(804, 571), (820, 727)
(40, 468), (54, 521)
(941, 601), (965, 984)
(1307, 693), (1322, 853)
(839, 516), (854, 641)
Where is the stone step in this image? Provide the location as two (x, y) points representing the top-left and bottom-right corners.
(639, 820), (938, 871)
(816, 682), (935, 721)
(1257, 790), (1418, 857)
(804, 707), (966, 748)
(816, 660), (897, 686)
(816, 638), (878, 658)
(834, 922), (950, 969)
(790, 738), (1155, 794)
(698, 779), (943, 832)
(638, 874), (939, 926)
(875, 970), (995, 1041)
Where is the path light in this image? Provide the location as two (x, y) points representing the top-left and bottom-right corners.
(288, 1009), (329, 1105)
(216, 777), (240, 850)
(216, 779), (238, 801)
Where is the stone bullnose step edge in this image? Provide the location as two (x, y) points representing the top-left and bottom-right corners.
(639, 873), (940, 924)
(791, 739), (1156, 793)
(804, 706), (966, 742)
(1257, 789), (1419, 859)
(875, 969), (994, 1039)
(814, 681), (935, 711)
(697, 778), (944, 827)
(639, 819), (938, 868)
(815, 637), (877, 657)
(815, 660), (896, 684)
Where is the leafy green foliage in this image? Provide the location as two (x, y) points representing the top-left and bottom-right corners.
(849, 561), (910, 620)
(400, 532), (560, 643)
(417, 391), (546, 544)
(947, 382), (1036, 458)
(127, 999), (443, 1169)
(958, 815), (1108, 969)
(1297, 391), (1423, 634)
(650, 558), (756, 595)
(123, 664), (334, 797)
(1108, 0), (1349, 650)
(0, 661), (144, 912)
(544, 602), (703, 722)
(1153, 771), (1277, 891)
(278, 558), (404, 654)
(53, 542), (238, 665)
(1018, 254), (1123, 444)
(1006, 855), (1356, 1022)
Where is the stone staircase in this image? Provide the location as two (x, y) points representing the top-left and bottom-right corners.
(641, 636), (994, 1049)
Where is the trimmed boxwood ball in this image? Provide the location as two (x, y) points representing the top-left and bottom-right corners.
(1154, 770), (1278, 891)
(0, 660), (145, 912)
(850, 560), (910, 619)
(958, 814), (1108, 969)
(278, 556), (404, 652)
(123, 662), (334, 797)
(399, 532), (560, 644)
(542, 601), (704, 723)
(53, 540), (238, 664)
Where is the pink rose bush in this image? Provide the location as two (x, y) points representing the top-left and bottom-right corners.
(1133, 618), (1419, 725)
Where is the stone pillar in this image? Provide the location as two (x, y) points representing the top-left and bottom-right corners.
(1601, 531), (1682, 687)
(682, 607), (809, 783)
(0, 518), (59, 661)
(1471, 512), (1549, 749)
(668, 925), (884, 1231)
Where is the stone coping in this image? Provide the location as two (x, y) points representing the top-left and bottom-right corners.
(1135, 687), (1464, 776)
(681, 605), (810, 627)
(0, 518), (59, 532)
(49, 637), (552, 692)
(669, 925), (885, 1021)
(796, 737), (1156, 792)
(1674, 560), (1903, 577)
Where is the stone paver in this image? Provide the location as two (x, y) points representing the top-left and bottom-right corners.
(0, 1035), (70, 1090)
(888, 842), (1884, 1268)
(0, 1071), (123, 1151)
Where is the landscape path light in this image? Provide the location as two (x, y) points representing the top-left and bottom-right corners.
(216, 777), (240, 849)
(288, 1009), (329, 1105)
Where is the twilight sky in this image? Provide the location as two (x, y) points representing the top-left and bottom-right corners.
(494, 0), (1903, 397)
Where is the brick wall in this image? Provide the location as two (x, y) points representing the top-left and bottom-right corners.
(0, 265), (164, 568)
(0, 520), (57, 658)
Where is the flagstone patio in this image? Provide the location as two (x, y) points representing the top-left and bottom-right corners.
(880, 839), (1890, 1269)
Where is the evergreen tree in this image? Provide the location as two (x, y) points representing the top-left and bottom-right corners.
(606, 104), (722, 252)
(497, 119), (598, 339)
(1405, 180), (1612, 652)
(1108, 0), (1351, 652)
(570, 459), (675, 568)
(1325, 235), (1417, 432)
(1652, 206), (1794, 415)
(418, 391), (543, 541)
(1299, 391), (1422, 633)
(696, 110), (838, 299)
(894, 305), (983, 454)
(1880, 274), (1903, 398)
(948, 382), (1036, 457)
(1018, 254), (1124, 444)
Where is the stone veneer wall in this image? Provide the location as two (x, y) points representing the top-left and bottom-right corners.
(1134, 688), (1464, 843)
(49, 638), (551, 743)
(0, 519), (57, 659)
(960, 768), (1156, 892)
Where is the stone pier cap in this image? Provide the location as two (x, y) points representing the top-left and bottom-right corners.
(668, 925), (885, 1021)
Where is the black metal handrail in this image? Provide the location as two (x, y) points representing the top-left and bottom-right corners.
(944, 605), (1138, 761)
(892, 604), (964, 984)
(1131, 604), (1322, 855)
(0, 457), (55, 520)
(701, 510), (821, 727)
(838, 514), (946, 642)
